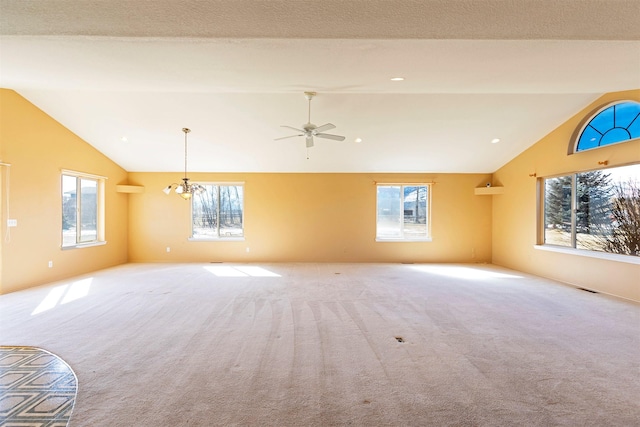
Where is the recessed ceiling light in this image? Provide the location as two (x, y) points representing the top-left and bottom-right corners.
(491, 138), (500, 144)
(390, 77), (404, 81)
(355, 138), (363, 143)
(121, 136), (128, 142)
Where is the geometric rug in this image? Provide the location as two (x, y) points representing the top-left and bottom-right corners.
(0, 346), (77, 427)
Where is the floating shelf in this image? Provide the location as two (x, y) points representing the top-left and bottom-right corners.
(474, 186), (504, 195)
(116, 185), (145, 194)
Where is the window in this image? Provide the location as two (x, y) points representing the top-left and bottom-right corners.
(191, 184), (244, 239)
(376, 184), (430, 241)
(62, 171), (105, 248)
(574, 101), (640, 152)
(542, 164), (639, 257)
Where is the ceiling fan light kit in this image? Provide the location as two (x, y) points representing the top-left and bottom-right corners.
(275, 91), (346, 150)
(164, 128), (206, 200)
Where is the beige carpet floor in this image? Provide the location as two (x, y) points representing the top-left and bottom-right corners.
(0, 263), (638, 426)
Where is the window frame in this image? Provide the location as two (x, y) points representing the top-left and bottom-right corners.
(537, 163), (640, 262)
(571, 100), (640, 154)
(375, 183), (432, 242)
(189, 182), (245, 241)
(61, 170), (106, 249)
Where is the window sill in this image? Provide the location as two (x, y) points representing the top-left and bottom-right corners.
(61, 241), (107, 250)
(534, 244), (640, 265)
(188, 237), (245, 242)
(376, 238), (433, 243)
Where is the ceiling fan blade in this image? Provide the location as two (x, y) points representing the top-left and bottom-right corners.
(313, 123), (336, 134)
(281, 125), (305, 133)
(274, 134), (303, 141)
(306, 136), (314, 148)
(315, 133), (345, 141)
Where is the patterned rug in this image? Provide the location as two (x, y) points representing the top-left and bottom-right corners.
(0, 346), (77, 426)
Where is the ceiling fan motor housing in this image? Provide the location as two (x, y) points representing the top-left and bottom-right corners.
(274, 91), (345, 149)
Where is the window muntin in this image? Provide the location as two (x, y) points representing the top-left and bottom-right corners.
(192, 184), (244, 239)
(376, 184), (430, 241)
(62, 172), (103, 248)
(575, 101), (640, 152)
(543, 164), (640, 257)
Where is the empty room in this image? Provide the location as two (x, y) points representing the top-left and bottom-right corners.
(1, 1), (639, 426)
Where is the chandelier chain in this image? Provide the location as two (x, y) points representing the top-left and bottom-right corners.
(183, 128), (190, 180)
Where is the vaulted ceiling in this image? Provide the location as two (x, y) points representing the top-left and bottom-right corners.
(1, 0), (639, 173)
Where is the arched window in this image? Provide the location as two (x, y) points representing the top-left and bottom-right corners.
(574, 101), (640, 153)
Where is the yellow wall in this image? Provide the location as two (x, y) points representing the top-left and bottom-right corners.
(3, 88), (638, 301)
(0, 89), (129, 294)
(492, 89), (640, 302)
(128, 172), (493, 263)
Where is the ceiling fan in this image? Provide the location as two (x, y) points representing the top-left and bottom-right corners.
(275, 91), (345, 148)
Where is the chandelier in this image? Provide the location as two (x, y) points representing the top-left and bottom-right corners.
(163, 128), (205, 200)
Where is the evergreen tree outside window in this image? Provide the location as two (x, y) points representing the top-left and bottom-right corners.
(543, 164), (639, 257)
(574, 101), (640, 152)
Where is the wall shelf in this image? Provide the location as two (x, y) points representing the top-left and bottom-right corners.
(474, 186), (504, 195)
(116, 185), (145, 194)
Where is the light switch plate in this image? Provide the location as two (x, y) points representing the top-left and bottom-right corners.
(7, 219), (17, 227)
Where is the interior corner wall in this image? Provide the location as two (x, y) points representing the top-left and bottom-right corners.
(127, 172), (493, 264)
(491, 89), (640, 302)
(0, 89), (129, 295)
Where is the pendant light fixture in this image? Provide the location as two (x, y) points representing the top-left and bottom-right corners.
(163, 128), (205, 200)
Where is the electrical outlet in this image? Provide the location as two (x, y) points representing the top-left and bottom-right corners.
(7, 219), (17, 227)
(166, 247), (171, 253)
(246, 247), (250, 253)
(48, 261), (53, 268)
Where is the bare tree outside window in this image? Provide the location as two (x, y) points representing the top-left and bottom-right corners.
(192, 184), (244, 239)
(543, 164), (639, 257)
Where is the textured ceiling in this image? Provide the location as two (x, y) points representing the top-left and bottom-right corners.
(1, 0), (639, 173)
(3, 0), (640, 40)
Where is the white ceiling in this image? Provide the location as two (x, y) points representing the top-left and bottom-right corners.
(1, 0), (639, 173)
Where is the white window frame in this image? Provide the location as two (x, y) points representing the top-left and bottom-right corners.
(61, 170), (106, 249)
(570, 100), (640, 154)
(376, 183), (432, 242)
(189, 182), (245, 241)
(537, 163), (640, 263)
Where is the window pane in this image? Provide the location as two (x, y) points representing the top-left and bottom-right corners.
(627, 113), (640, 139)
(594, 164), (640, 256)
(544, 175), (572, 247)
(614, 102), (640, 130)
(402, 186), (428, 238)
(377, 186), (401, 238)
(543, 165), (640, 257)
(589, 105), (614, 134)
(193, 185), (218, 238)
(62, 175), (77, 246)
(575, 171), (612, 251)
(192, 184), (244, 239)
(219, 186), (243, 237)
(79, 178), (97, 242)
(577, 126), (602, 151)
(576, 101), (640, 152)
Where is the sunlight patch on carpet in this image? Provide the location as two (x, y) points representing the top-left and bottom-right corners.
(411, 265), (523, 280)
(204, 265), (281, 277)
(31, 278), (93, 315)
